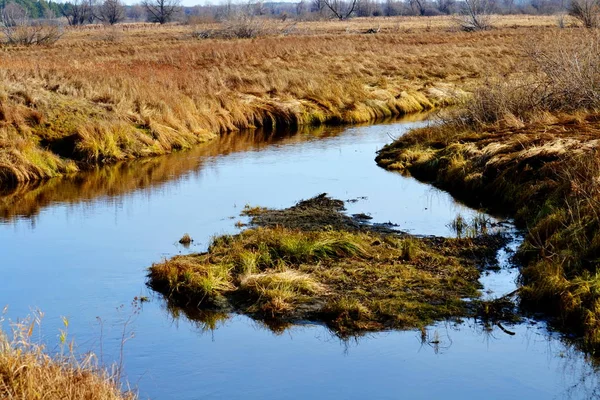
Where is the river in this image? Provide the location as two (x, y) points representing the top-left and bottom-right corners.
(0, 116), (598, 399)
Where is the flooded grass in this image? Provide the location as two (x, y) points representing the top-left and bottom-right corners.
(447, 213), (496, 239)
(178, 233), (193, 246)
(148, 195), (509, 336)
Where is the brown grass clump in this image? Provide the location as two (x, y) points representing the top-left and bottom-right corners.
(0, 314), (135, 400)
(179, 233), (193, 245)
(148, 196), (506, 336)
(376, 31), (600, 351)
(0, 16), (558, 186)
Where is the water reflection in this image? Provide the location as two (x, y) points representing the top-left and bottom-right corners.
(159, 289), (600, 400)
(0, 124), (347, 222)
(160, 295), (295, 337)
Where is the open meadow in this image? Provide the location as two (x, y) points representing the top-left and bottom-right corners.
(0, 15), (558, 185)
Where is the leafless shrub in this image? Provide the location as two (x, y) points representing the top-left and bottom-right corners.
(100, 27), (123, 42)
(458, 33), (600, 127)
(192, 16), (296, 39)
(569, 0), (600, 28)
(455, 0), (493, 31)
(528, 34), (600, 109)
(97, 0), (125, 25)
(223, 15), (265, 37)
(457, 77), (544, 126)
(1, 4), (63, 46)
(192, 17), (264, 38)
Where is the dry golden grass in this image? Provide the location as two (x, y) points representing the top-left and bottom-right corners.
(0, 15), (561, 186)
(0, 314), (135, 400)
(65, 14), (560, 38)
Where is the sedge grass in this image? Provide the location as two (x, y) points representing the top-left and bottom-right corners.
(0, 313), (135, 400)
(376, 31), (600, 351)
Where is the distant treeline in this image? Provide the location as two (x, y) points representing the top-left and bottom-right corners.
(184, 0), (569, 20)
(0, 0), (62, 19)
(0, 0), (571, 24)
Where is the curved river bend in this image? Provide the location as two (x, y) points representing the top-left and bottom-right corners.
(1, 117), (598, 399)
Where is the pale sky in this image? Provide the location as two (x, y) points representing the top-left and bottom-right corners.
(124, 0), (299, 7)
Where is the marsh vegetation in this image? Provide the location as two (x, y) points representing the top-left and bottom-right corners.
(2, 6), (600, 396)
(0, 312), (135, 400)
(376, 30), (600, 351)
(0, 15), (561, 187)
(149, 195), (511, 336)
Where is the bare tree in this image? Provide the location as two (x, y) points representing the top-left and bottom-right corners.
(570, 0), (600, 27)
(126, 4), (146, 21)
(61, 0), (95, 25)
(311, 0), (327, 14)
(502, 0), (515, 13)
(221, 0), (234, 19)
(322, 0), (358, 19)
(384, 0), (400, 16)
(436, 0), (455, 14)
(457, 0), (493, 30)
(97, 0), (124, 24)
(142, 0), (181, 23)
(357, 0), (376, 15)
(296, 0), (310, 17)
(1, 2), (27, 26)
(249, 0), (267, 16)
(409, 0), (428, 15)
(87, 1), (97, 23)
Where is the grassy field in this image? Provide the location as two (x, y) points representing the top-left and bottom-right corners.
(376, 30), (600, 351)
(0, 15), (560, 186)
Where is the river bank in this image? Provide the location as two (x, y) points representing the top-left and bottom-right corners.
(0, 314), (135, 400)
(0, 16), (561, 186)
(375, 31), (600, 352)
